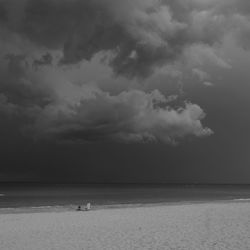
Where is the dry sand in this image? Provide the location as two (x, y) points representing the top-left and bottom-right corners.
(0, 201), (250, 250)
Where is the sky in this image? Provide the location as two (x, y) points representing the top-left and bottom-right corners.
(0, 0), (250, 183)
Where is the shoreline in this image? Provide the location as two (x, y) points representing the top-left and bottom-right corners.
(1, 198), (250, 215)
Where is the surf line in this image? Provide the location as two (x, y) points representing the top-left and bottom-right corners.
(233, 198), (250, 201)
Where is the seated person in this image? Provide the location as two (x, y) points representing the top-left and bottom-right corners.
(85, 203), (91, 211)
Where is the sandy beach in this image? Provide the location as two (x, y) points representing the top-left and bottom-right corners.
(0, 201), (250, 250)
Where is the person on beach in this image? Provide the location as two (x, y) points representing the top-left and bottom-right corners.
(76, 203), (91, 211)
(85, 203), (91, 211)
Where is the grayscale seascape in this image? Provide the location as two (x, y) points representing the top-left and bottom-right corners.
(1, 0), (250, 249)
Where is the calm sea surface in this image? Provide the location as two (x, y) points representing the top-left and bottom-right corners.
(1, 184), (250, 208)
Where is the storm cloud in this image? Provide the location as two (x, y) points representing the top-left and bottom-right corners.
(0, 55), (212, 143)
(1, 0), (247, 76)
(0, 0), (249, 144)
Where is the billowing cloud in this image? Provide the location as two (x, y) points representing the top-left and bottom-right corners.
(1, 0), (250, 144)
(30, 86), (212, 143)
(0, 55), (212, 143)
(0, 0), (247, 78)
(0, 52), (212, 144)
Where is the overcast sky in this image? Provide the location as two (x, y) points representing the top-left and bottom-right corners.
(0, 0), (250, 183)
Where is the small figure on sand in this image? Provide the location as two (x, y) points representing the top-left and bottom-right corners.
(76, 203), (91, 211)
(85, 202), (91, 211)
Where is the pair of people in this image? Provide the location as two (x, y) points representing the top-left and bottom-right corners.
(77, 202), (91, 211)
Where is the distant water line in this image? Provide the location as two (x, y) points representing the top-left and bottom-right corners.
(1, 184), (250, 209)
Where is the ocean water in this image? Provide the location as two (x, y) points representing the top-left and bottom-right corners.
(0, 184), (250, 208)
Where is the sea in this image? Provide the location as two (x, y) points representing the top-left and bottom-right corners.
(1, 183), (250, 209)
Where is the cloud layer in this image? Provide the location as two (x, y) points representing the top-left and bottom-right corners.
(31, 86), (212, 143)
(1, 0), (244, 77)
(0, 0), (249, 144)
(0, 47), (212, 144)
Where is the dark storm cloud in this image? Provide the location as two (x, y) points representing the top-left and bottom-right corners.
(1, 0), (250, 144)
(0, 53), (53, 108)
(33, 53), (53, 68)
(1, 0), (245, 78)
(1, 0), (187, 78)
(0, 55), (212, 143)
